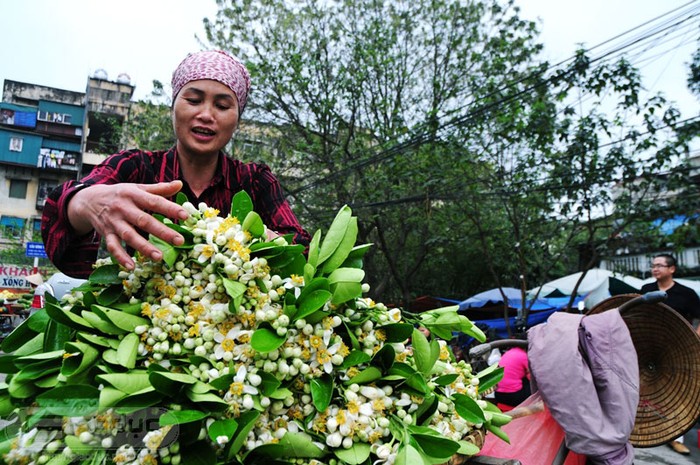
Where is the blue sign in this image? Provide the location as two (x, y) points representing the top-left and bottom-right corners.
(26, 242), (47, 258)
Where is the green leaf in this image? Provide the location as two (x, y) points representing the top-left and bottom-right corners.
(334, 442), (371, 465)
(378, 323), (414, 343)
(185, 391), (228, 410)
(310, 374), (333, 412)
(149, 371), (197, 396)
(296, 277), (330, 303)
(88, 264), (121, 285)
(345, 366), (382, 385)
(294, 289), (331, 322)
(251, 327), (286, 353)
(76, 332), (117, 349)
(208, 373), (235, 392)
(44, 302), (93, 332)
(340, 350), (371, 368)
(43, 319), (74, 352)
(411, 433), (460, 461)
(13, 350), (64, 368)
(318, 205), (352, 265)
(306, 229), (322, 270)
(97, 371), (153, 393)
(222, 277), (247, 311)
(405, 372), (430, 395)
(371, 344), (395, 373)
(180, 440), (217, 465)
(487, 410), (512, 427)
(328, 267), (365, 305)
(160, 409), (210, 426)
(150, 235), (179, 267)
(96, 284), (124, 306)
(36, 385), (100, 416)
(456, 439), (480, 456)
(14, 334), (44, 357)
(452, 393), (486, 424)
(414, 393), (438, 426)
(0, 394), (14, 417)
(26, 308), (50, 332)
(14, 358), (61, 382)
(411, 328), (432, 375)
(7, 375), (39, 399)
(207, 417), (238, 443)
(395, 444), (429, 465)
(477, 364), (504, 393)
(257, 371), (282, 397)
(99, 387), (128, 410)
(116, 333), (139, 369)
(81, 310), (126, 335)
(1, 317), (39, 352)
(112, 301), (144, 316)
(321, 216), (358, 275)
(434, 373), (459, 386)
(230, 190), (253, 220)
(242, 211), (265, 237)
(268, 387), (293, 400)
(341, 243), (373, 269)
(0, 355), (17, 375)
(486, 423), (510, 444)
(175, 192), (188, 206)
(64, 434), (96, 456)
(61, 341), (99, 378)
(227, 410), (260, 459)
(91, 305), (149, 332)
(303, 262), (316, 286)
(279, 432), (326, 458)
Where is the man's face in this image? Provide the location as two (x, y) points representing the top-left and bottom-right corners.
(651, 257), (675, 280)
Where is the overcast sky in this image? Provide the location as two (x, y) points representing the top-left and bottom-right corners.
(1, 0), (697, 117)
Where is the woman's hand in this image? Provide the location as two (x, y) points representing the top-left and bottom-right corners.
(67, 181), (189, 270)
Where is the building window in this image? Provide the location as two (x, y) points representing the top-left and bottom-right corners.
(37, 111), (72, 125)
(0, 216), (25, 239)
(9, 179), (28, 199)
(9, 137), (23, 152)
(37, 180), (57, 208)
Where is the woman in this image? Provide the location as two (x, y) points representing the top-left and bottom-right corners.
(493, 344), (531, 409)
(42, 50), (310, 278)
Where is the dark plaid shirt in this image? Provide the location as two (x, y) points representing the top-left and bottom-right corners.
(42, 148), (310, 278)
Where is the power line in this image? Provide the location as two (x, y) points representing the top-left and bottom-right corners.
(288, 2), (700, 195)
(329, 113), (700, 211)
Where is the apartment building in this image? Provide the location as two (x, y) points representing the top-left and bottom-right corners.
(0, 73), (134, 247)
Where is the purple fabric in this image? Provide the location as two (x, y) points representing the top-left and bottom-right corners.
(171, 50), (251, 114)
(528, 310), (639, 465)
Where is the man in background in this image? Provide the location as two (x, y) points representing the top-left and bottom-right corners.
(641, 253), (700, 455)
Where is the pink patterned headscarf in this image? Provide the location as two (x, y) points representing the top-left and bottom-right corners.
(171, 50), (251, 115)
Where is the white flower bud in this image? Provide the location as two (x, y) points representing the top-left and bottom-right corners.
(194, 346), (207, 357)
(79, 431), (93, 444)
(327, 417), (338, 433)
(326, 432), (343, 448)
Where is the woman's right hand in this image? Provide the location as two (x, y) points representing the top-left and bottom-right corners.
(67, 181), (189, 271)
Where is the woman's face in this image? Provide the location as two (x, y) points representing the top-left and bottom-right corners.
(172, 79), (240, 159)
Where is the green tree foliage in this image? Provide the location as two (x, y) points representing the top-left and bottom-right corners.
(192, 0), (699, 316)
(124, 80), (176, 151)
(204, 0), (550, 304)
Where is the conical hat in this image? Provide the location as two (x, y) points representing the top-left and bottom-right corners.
(587, 294), (700, 447)
(26, 273), (44, 286)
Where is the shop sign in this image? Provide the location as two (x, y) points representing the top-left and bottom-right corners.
(0, 265), (36, 289)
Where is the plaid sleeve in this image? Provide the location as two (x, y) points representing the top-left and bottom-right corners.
(41, 150), (154, 278)
(247, 164), (311, 247)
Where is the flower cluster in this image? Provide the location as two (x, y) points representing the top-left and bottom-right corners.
(0, 194), (504, 465)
